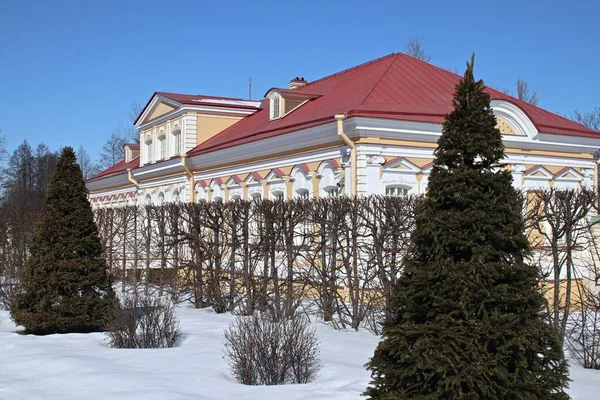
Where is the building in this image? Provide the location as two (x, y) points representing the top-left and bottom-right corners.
(87, 52), (600, 206)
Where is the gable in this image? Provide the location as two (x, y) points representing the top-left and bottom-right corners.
(146, 102), (176, 122)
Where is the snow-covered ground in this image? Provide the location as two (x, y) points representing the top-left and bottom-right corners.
(0, 307), (598, 400)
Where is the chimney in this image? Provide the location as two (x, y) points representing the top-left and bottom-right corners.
(288, 77), (307, 90)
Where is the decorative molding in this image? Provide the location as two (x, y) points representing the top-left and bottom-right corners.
(366, 155), (386, 165)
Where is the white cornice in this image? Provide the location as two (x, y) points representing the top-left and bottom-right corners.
(133, 158), (182, 179)
(350, 116), (600, 155)
(186, 121), (341, 172)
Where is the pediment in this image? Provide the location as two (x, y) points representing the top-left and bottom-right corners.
(383, 157), (421, 172)
(245, 172), (263, 185)
(524, 165), (553, 179)
(136, 94), (181, 126)
(554, 167), (583, 181)
(142, 101), (177, 124)
(265, 168), (286, 181)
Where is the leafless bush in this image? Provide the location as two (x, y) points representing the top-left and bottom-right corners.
(105, 293), (181, 348)
(566, 289), (600, 369)
(223, 312), (320, 385)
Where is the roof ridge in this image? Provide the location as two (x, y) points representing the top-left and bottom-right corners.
(360, 53), (400, 105)
(301, 52), (399, 89)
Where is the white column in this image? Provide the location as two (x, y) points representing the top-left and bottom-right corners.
(365, 155), (386, 195)
(512, 164), (526, 189)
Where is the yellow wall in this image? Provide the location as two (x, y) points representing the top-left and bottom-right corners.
(147, 102), (176, 122)
(196, 114), (242, 145)
(496, 117), (517, 135)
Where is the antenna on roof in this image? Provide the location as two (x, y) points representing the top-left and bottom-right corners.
(248, 77), (252, 100)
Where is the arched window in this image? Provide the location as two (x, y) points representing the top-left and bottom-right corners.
(272, 190), (284, 201)
(172, 190), (180, 203)
(145, 194), (152, 205)
(291, 166), (311, 199)
(296, 189), (309, 199)
(210, 180), (224, 202)
(158, 192), (165, 204)
(318, 162), (339, 197)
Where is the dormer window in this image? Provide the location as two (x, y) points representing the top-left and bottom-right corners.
(272, 95), (281, 119)
(265, 86), (320, 122)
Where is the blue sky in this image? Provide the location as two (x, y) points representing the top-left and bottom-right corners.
(1, 0), (598, 160)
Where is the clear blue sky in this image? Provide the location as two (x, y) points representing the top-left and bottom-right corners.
(1, 0), (598, 160)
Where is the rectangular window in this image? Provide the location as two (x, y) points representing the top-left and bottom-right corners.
(386, 186), (408, 196)
(160, 138), (166, 160)
(174, 133), (181, 155)
(273, 97), (280, 119)
(147, 142), (153, 163)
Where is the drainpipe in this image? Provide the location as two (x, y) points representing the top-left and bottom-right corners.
(127, 168), (138, 186)
(335, 114), (356, 196)
(181, 155), (196, 203)
(127, 169), (139, 205)
(596, 158), (600, 214)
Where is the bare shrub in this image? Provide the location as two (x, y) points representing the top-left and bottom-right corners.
(566, 290), (600, 369)
(105, 293), (181, 348)
(223, 313), (320, 385)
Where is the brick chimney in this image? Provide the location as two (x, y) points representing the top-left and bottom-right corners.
(288, 77), (307, 90)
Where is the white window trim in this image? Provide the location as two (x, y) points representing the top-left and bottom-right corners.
(385, 184), (410, 197)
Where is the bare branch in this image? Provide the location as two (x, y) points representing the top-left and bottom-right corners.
(404, 35), (432, 62)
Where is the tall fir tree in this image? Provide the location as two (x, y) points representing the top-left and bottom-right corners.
(11, 147), (115, 334)
(365, 55), (570, 399)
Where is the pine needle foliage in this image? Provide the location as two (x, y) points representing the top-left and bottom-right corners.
(11, 147), (115, 334)
(365, 55), (570, 399)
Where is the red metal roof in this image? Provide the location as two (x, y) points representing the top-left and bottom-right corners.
(188, 52), (599, 156)
(87, 156), (139, 182)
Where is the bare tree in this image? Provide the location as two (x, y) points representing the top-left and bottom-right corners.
(76, 145), (100, 180)
(404, 35), (432, 62)
(574, 107), (600, 132)
(526, 187), (598, 345)
(516, 78), (539, 105)
(99, 101), (142, 169)
(128, 101), (143, 126)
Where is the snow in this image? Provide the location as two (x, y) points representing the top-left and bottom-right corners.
(1, 308), (599, 400)
(192, 99), (262, 108)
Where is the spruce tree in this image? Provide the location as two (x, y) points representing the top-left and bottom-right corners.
(365, 56), (570, 399)
(11, 147), (115, 334)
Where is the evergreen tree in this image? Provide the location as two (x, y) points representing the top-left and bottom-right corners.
(365, 55), (570, 399)
(11, 147), (115, 334)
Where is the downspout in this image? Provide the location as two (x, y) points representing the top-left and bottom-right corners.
(596, 158), (600, 214)
(127, 168), (138, 186)
(335, 114), (356, 196)
(127, 169), (139, 205)
(181, 155), (196, 203)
